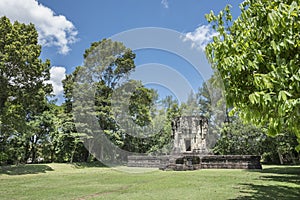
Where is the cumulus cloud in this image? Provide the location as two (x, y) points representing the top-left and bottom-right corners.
(183, 25), (218, 51)
(161, 0), (169, 9)
(0, 0), (78, 54)
(47, 66), (66, 96)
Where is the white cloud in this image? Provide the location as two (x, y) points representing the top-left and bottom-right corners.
(47, 66), (66, 96)
(0, 0), (78, 55)
(183, 25), (218, 51)
(161, 0), (169, 9)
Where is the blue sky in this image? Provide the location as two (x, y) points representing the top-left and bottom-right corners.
(0, 0), (244, 103)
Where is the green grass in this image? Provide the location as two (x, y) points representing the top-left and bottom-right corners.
(0, 163), (299, 200)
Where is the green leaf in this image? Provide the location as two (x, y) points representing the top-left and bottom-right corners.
(228, 107), (236, 117)
(271, 40), (278, 52)
(267, 13), (274, 25)
(249, 93), (256, 104)
(263, 93), (272, 103)
(284, 91), (292, 97)
(285, 39), (294, 45)
(278, 91), (287, 101)
(292, 74), (300, 81)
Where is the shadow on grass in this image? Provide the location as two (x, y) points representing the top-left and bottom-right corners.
(258, 166), (300, 185)
(0, 164), (53, 175)
(259, 166), (300, 175)
(233, 166), (300, 200)
(72, 161), (108, 169)
(234, 184), (300, 200)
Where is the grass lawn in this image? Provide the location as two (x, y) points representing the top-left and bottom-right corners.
(0, 163), (299, 200)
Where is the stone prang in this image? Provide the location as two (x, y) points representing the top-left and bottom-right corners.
(172, 116), (208, 154)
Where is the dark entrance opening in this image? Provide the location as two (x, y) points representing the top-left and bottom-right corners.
(185, 139), (191, 151)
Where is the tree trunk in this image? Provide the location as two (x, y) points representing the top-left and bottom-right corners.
(24, 140), (31, 163)
(31, 136), (39, 163)
(278, 150), (284, 165)
(50, 148), (55, 163)
(31, 145), (36, 163)
(70, 142), (77, 163)
(289, 152), (296, 164)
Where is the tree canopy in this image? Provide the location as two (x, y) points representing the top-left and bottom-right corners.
(205, 0), (300, 149)
(0, 16), (52, 164)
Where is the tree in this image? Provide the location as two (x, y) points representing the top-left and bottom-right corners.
(213, 117), (265, 155)
(147, 95), (180, 155)
(197, 83), (212, 119)
(261, 131), (299, 164)
(0, 16), (52, 164)
(181, 91), (201, 116)
(66, 38), (159, 164)
(213, 115), (299, 164)
(25, 102), (61, 163)
(205, 0), (300, 149)
(0, 16), (51, 127)
(77, 39), (137, 147)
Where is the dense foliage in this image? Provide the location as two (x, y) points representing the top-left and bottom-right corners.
(205, 0), (300, 149)
(214, 116), (299, 164)
(0, 16), (52, 164)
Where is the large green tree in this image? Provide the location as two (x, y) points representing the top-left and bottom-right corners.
(60, 67), (91, 163)
(66, 39), (159, 164)
(205, 0), (300, 149)
(0, 16), (52, 164)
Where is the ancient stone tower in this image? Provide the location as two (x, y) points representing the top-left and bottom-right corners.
(171, 116), (208, 154)
(128, 115), (262, 170)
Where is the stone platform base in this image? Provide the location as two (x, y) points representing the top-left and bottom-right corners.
(127, 154), (262, 170)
